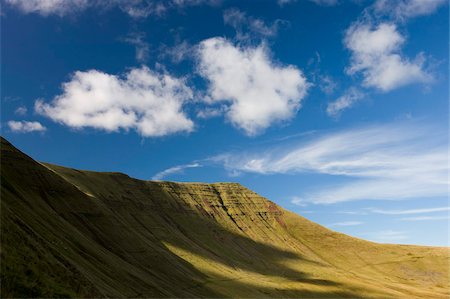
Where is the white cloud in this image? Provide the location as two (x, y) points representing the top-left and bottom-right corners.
(152, 163), (202, 180)
(211, 122), (448, 204)
(14, 106), (28, 116)
(368, 206), (450, 215)
(4, 0), (88, 16)
(35, 66), (194, 137)
(345, 22), (431, 92)
(223, 8), (286, 41)
(197, 37), (309, 135)
(122, 32), (149, 63)
(327, 87), (364, 117)
(4, 0), (219, 18)
(329, 221), (363, 227)
(8, 120), (46, 133)
(400, 215), (449, 221)
(374, 0), (447, 21)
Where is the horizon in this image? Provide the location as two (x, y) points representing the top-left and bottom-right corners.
(3, 133), (448, 248)
(2, 0), (449, 247)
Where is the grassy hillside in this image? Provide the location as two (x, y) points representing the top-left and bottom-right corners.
(1, 137), (449, 298)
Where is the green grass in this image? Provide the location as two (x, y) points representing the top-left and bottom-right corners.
(1, 137), (449, 298)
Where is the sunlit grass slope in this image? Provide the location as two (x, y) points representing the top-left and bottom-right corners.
(1, 137), (449, 298)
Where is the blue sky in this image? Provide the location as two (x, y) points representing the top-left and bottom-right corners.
(1, 0), (448, 246)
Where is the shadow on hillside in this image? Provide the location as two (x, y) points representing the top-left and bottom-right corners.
(64, 177), (355, 297)
(1, 138), (360, 298)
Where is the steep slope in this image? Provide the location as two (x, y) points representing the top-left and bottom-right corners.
(1, 137), (449, 298)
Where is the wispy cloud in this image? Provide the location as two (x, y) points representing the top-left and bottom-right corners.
(327, 87), (364, 117)
(368, 206), (450, 215)
(362, 230), (409, 243)
(161, 40), (194, 64)
(14, 106), (28, 116)
(278, 0), (339, 7)
(319, 75), (338, 95)
(400, 215), (449, 221)
(374, 0), (447, 21)
(290, 196), (307, 207)
(329, 221), (363, 227)
(337, 211), (368, 215)
(122, 32), (150, 63)
(223, 8), (287, 42)
(210, 122), (448, 204)
(196, 106), (226, 119)
(152, 163), (202, 180)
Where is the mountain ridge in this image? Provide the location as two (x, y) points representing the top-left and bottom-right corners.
(1, 137), (449, 298)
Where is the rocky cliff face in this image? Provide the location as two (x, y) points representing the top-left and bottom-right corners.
(1, 137), (449, 298)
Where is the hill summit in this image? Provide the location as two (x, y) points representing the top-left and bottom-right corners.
(1, 137), (449, 298)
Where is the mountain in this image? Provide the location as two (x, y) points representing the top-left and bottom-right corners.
(1, 137), (449, 298)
